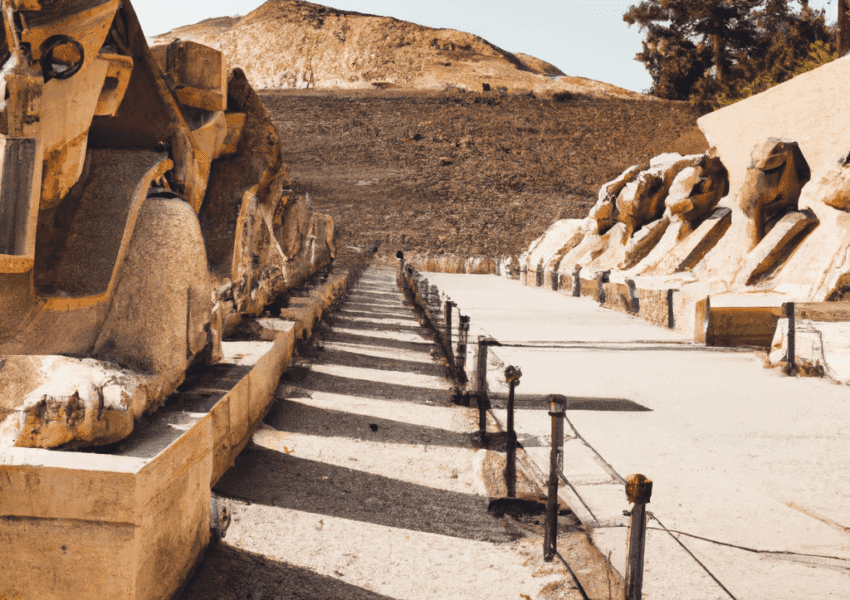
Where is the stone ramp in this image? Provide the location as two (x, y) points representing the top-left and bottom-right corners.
(178, 264), (614, 600)
(425, 271), (850, 600)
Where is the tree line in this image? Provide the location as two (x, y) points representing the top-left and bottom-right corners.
(624, 0), (838, 111)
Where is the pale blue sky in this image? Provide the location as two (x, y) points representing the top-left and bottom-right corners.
(133, 0), (838, 93)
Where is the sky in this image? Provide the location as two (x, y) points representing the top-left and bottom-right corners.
(133, 0), (839, 94)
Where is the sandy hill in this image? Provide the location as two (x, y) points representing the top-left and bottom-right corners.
(152, 0), (645, 99)
(260, 89), (708, 257)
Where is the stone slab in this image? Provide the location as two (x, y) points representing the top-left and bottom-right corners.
(698, 56), (850, 201)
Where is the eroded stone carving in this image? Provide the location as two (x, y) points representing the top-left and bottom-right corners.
(521, 152), (730, 289)
(740, 139), (811, 246)
(0, 0), (334, 448)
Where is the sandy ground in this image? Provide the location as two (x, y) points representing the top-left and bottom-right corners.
(179, 264), (619, 600)
(425, 272), (850, 600)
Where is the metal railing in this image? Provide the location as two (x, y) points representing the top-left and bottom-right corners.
(398, 258), (656, 600)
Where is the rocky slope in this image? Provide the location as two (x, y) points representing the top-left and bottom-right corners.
(261, 89), (708, 257)
(152, 0), (645, 99)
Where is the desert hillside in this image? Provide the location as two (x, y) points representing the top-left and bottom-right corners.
(261, 89), (708, 257)
(152, 0), (645, 99)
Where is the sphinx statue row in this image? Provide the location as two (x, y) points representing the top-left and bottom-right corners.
(519, 135), (850, 338)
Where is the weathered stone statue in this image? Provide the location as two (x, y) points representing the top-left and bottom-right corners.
(0, 0), (333, 448)
(739, 139), (811, 246)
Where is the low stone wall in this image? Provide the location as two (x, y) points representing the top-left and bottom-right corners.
(407, 253), (498, 275)
(0, 247), (374, 600)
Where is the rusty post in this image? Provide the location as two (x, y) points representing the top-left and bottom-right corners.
(627, 278), (640, 314)
(445, 300), (455, 366)
(572, 264), (581, 297)
(430, 284), (440, 315)
(596, 270), (610, 304)
(396, 250), (405, 292)
(784, 301), (796, 377)
(420, 278), (429, 309)
(666, 288), (675, 330)
(544, 395), (567, 561)
(625, 474), (653, 600)
(475, 336), (490, 441)
(456, 315), (470, 379)
(504, 365), (522, 498)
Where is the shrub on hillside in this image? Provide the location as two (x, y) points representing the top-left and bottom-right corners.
(551, 91), (575, 103)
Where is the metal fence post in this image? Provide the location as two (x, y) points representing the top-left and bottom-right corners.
(596, 270), (610, 304)
(504, 366), (522, 498)
(475, 336), (490, 442)
(544, 395), (567, 561)
(666, 288), (675, 330)
(784, 301), (796, 376)
(445, 300), (455, 366)
(421, 278), (429, 309)
(572, 264), (581, 297)
(627, 278), (640, 314)
(625, 474), (653, 600)
(456, 315), (470, 379)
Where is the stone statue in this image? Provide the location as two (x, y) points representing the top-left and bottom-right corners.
(0, 0), (333, 448)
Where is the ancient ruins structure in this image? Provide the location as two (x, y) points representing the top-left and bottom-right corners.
(519, 55), (850, 380)
(0, 0), (334, 449)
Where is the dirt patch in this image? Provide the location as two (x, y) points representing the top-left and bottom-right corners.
(260, 89), (707, 258)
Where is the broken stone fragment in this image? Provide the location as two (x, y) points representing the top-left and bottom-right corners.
(769, 318), (830, 378)
(0, 356), (151, 449)
(818, 153), (850, 212)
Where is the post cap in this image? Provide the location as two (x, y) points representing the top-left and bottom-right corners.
(396, 250), (404, 260)
(548, 394), (567, 414)
(625, 473), (653, 504)
(504, 365), (522, 385)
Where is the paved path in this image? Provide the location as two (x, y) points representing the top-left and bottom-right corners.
(179, 264), (614, 600)
(426, 272), (850, 600)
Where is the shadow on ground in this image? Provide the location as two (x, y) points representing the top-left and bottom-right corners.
(342, 302), (415, 317)
(321, 330), (435, 353)
(215, 447), (522, 544)
(180, 543), (397, 600)
(286, 369), (451, 405)
(301, 347), (447, 378)
(325, 315), (426, 336)
(265, 400), (473, 448)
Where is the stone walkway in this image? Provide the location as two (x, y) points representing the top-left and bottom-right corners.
(425, 271), (850, 600)
(179, 264), (615, 600)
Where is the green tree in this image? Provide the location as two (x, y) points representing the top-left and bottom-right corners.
(624, 0), (834, 110)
